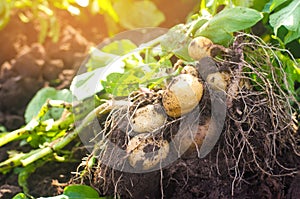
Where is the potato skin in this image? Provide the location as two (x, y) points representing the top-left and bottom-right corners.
(206, 72), (230, 91)
(162, 74), (203, 117)
(131, 104), (167, 133)
(188, 36), (213, 60)
(127, 134), (169, 170)
(181, 65), (199, 77)
(173, 119), (210, 158)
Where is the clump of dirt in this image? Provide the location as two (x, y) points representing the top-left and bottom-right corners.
(0, 13), (94, 199)
(0, 17), (91, 131)
(73, 33), (300, 198)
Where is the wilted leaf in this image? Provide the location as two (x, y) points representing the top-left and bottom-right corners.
(113, 0), (165, 29)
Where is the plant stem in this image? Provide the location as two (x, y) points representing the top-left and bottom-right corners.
(0, 100), (72, 147)
(20, 102), (113, 166)
(0, 99), (127, 172)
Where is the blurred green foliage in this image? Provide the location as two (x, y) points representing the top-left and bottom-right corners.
(0, 0), (165, 43)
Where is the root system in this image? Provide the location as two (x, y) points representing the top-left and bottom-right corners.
(72, 33), (300, 198)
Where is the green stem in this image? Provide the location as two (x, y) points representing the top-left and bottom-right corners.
(0, 149), (42, 173)
(0, 100), (72, 147)
(0, 128), (28, 147)
(20, 102), (112, 167)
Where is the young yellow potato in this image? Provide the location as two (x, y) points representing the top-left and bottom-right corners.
(181, 65), (199, 77)
(188, 36), (213, 60)
(127, 134), (169, 170)
(130, 104), (167, 133)
(206, 72), (230, 91)
(162, 74), (203, 117)
(173, 119), (210, 158)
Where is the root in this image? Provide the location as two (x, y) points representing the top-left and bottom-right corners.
(218, 33), (300, 195)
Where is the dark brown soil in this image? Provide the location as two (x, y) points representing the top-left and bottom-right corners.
(89, 119), (300, 199)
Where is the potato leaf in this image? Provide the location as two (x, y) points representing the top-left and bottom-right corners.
(85, 49), (118, 71)
(269, 0), (300, 44)
(86, 39), (137, 71)
(195, 7), (263, 45)
(101, 72), (140, 96)
(277, 52), (300, 95)
(263, 0), (288, 13)
(160, 24), (193, 61)
(113, 0), (165, 29)
(63, 185), (100, 199)
(31, 185), (109, 199)
(71, 60), (125, 101)
(102, 39), (137, 55)
(24, 88), (72, 123)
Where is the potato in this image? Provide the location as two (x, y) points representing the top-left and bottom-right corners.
(127, 134), (169, 170)
(173, 119), (210, 158)
(131, 104), (167, 133)
(181, 65), (199, 77)
(206, 72), (230, 91)
(188, 36), (213, 60)
(162, 74), (203, 117)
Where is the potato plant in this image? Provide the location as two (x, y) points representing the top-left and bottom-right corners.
(0, 1), (300, 198)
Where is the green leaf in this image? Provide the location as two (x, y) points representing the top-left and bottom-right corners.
(195, 7), (263, 45)
(71, 60), (125, 101)
(284, 28), (300, 44)
(252, 0), (270, 11)
(14, 161), (46, 194)
(86, 40), (136, 71)
(0, 125), (6, 132)
(63, 185), (100, 199)
(232, 0), (254, 8)
(101, 62), (171, 96)
(12, 193), (29, 199)
(102, 72), (140, 96)
(35, 185), (110, 199)
(102, 39), (137, 55)
(113, 0), (165, 29)
(263, 0), (288, 13)
(86, 48), (119, 71)
(269, 0), (300, 43)
(38, 194), (69, 199)
(24, 88), (72, 123)
(161, 24), (193, 61)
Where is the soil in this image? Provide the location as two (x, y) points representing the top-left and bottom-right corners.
(0, 2), (299, 199)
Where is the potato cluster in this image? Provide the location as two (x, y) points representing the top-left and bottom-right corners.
(126, 36), (229, 170)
